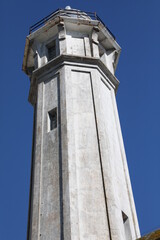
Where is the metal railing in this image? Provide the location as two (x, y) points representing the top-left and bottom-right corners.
(29, 8), (115, 39)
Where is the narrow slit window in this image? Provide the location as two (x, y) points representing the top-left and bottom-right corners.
(122, 211), (132, 240)
(47, 40), (56, 61)
(48, 108), (57, 131)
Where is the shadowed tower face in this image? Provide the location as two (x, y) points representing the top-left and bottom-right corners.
(23, 7), (140, 240)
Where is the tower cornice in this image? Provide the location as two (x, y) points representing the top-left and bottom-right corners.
(28, 54), (119, 105)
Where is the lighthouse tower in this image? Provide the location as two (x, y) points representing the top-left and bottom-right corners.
(23, 7), (140, 240)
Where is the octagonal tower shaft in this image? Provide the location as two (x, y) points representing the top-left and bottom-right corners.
(23, 8), (140, 240)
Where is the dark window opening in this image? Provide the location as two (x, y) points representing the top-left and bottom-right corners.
(48, 108), (57, 131)
(47, 40), (56, 61)
(122, 211), (128, 223)
(122, 211), (132, 240)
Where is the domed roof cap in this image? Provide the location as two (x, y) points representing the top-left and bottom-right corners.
(65, 6), (71, 10)
(60, 6), (91, 20)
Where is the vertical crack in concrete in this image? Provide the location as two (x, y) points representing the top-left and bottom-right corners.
(57, 76), (64, 240)
(38, 83), (45, 240)
(90, 74), (112, 240)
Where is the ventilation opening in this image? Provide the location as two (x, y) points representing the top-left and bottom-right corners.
(48, 108), (57, 131)
(122, 211), (132, 240)
(47, 40), (57, 61)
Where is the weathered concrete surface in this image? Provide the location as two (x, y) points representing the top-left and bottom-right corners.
(27, 63), (140, 240)
(23, 8), (140, 240)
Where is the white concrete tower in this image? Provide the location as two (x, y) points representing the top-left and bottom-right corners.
(23, 7), (140, 240)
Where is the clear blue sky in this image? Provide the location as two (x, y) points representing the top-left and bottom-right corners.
(0, 0), (160, 239)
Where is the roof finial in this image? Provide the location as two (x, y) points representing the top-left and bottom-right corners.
(65, 6), (71, 10)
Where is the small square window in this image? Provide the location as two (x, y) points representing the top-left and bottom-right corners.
(122, 211), (128, 223)
(122, 211), (132, 240)
(48, 108), (57, 131)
